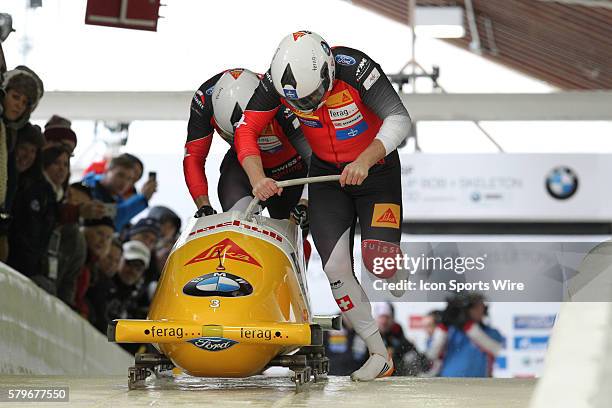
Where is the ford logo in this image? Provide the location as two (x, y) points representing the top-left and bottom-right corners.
(335, 54), (356, 66)
(188, 336), (238, 351)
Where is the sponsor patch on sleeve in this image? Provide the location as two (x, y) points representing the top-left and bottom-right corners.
(363, 68), (381, 90)
(371, 203), (401, 229)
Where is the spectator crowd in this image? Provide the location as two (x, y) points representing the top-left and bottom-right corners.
(0, 64), (183, 353)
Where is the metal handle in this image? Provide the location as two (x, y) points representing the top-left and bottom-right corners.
(244, 175), (341, 220)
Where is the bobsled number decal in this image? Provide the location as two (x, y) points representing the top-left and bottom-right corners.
(183, 272), (253, 297)
(188, 336), (237, 351)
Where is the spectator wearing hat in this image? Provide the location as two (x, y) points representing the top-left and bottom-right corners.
(373, 302), (430, 376)
(0, 123), (45, 260)
(125, 217), (162, 320)
(8, 146), (70, 282)
(1, 66), (44, 261)
(148, 206), (181, 268)
(82, 153), (157, 232)
(74, 217), (115, 318)
(43, 115), (77, 154)
(14, 122), (44, 175)
(112, 240), (152, 353)
(126, 217), (160, 250)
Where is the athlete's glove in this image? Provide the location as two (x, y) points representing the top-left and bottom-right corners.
(194, 205), (217, 218)
(290, 203), (309, 230)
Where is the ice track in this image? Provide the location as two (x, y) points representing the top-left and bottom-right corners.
(0, 375), (536, 407)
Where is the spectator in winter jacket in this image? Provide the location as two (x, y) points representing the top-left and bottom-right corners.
(82, 153), (157, 232)
(0, 65), (44, 261)
(8, 146), (70, 285)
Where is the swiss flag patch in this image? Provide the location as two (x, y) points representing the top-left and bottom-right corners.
(336, 295), (354, 312)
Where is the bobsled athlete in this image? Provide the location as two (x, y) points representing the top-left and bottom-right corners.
(183, 68), (311, 226)
(235, 31), (411, 381)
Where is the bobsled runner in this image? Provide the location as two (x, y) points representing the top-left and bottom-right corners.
(107, 176), (342, 391)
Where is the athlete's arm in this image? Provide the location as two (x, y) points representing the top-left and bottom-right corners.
(183, 76), (221, 208)
(275, 107), (312, 166)
(336, 48), (411, 186)
(235, 70), (283, 200)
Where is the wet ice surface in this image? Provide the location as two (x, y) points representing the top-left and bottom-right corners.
(0, 374), (536, 407)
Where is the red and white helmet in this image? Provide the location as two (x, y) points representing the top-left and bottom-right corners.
(212, 68), (260, 140)
(270, 31), (335, 112)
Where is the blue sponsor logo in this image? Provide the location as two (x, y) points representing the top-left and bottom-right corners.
(336, 120), (368, 140)
(183, 272), (253, 298)
(514, 315), (556, 330)
(546, 166), (578, 200)
(188, 336), (238, 351)
(298, 117), (323, 128)
(283, 88), (299, 100)
(514, 336), (549, 350)
(335, 54), (356, 66)
(205, 86), (215, 96)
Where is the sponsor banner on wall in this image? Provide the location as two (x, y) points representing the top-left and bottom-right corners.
(400, 153), (612, 222)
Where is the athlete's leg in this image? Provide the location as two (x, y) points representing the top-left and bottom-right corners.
(310, 156), (387, 379)
(349, 150), (403, 381)
(217, 149), (254, 212)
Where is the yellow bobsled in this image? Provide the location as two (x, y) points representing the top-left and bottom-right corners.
(108, 176), (341, 390)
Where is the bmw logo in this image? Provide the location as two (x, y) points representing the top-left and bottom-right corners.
(183, 272), (253, 297)
(546, 166), (578, 200)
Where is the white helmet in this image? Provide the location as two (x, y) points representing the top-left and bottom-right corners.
(212, 68), (260, 140)
(270, 31), (335, 112)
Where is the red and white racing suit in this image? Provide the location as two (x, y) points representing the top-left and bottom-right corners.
(235, 47), (411, 340)
(183, 70), (311, 217)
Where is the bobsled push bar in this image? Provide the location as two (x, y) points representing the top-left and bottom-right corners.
(244, 175), (342, 220)
(108, 320), (324, 347)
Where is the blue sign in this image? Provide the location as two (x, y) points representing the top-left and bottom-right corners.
(514, 336), (549, 350)
(336, 120), (368, 140)
(283, 88), (299, 99)
(514, 315), (556, 330)
(495, 356), (507, 369)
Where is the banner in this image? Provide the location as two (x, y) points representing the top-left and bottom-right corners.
(400, 153), (612, 222)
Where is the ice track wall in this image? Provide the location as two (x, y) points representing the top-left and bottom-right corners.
(0, 263), (132, 375)
(530, 241), (612, 408)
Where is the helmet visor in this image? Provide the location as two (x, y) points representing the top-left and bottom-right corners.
(284, 80), (328, 112)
